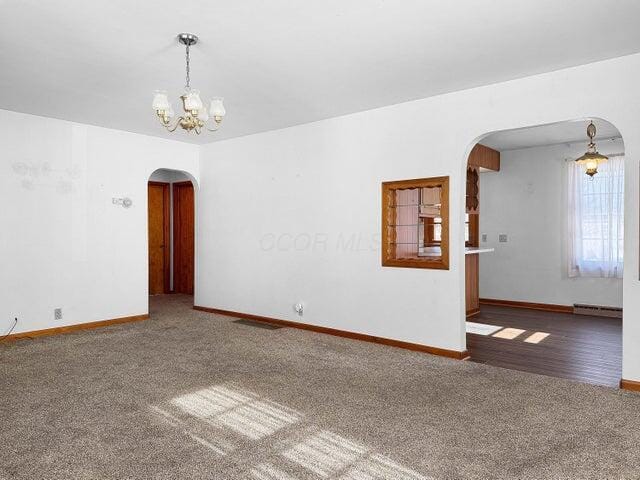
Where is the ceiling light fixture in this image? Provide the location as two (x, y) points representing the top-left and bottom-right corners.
(575, 121), (607, 177)
(152, 33), (225, 134)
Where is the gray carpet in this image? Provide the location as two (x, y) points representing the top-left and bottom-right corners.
(1, 295), (639, 479)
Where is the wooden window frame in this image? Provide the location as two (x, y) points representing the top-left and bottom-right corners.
(381, 176), (449, 270)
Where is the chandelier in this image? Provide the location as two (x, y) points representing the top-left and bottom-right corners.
(152, 33), (226, 134)
(575, 121), (607, 177)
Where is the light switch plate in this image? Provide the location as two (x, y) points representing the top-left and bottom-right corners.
(54, 308), (62, 320)
(499, 234), (508, 243)
(481, 233), (487, 243)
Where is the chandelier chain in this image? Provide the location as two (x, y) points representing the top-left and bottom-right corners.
(185, 43), (190, 89)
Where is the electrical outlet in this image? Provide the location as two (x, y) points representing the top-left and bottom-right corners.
(499, 234), (508, 243)
(54, 308), (62, 320)
(481, 233), (487, 243)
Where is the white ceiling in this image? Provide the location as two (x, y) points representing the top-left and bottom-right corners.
(1, 0), (640, 145)
(481, 119), (622, 152)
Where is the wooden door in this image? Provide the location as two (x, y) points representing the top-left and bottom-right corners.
(173, 181), (195, 294)
(148, 182), (170, 294)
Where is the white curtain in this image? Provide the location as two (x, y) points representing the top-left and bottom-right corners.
(568, 155), (624, 278)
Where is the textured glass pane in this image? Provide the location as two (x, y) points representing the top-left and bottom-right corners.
(394, 225), (419, 258)
(434, 224), (442, 242)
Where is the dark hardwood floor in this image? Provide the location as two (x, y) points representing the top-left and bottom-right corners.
(467, 305), (622, 388)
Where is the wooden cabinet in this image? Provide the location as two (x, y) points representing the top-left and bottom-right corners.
(465, 144), (500, 215)
(466, 253), (480, 316)
(465, 164), (481, 315)
(464, 143), (499, 317)
(466, 166), (479, 214)
(468, 143), (500, 171)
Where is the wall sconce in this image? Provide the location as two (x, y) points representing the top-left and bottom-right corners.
(112, 197), (133, 208)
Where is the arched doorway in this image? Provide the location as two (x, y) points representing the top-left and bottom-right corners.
(460, 118), (624, 387)
(147, 168), (198, 300)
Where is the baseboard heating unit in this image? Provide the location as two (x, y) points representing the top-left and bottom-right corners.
(573, 304), (622, 318)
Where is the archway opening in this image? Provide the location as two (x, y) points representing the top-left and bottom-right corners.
(147, 168), (197, 308)
(461, 118), (624, 388)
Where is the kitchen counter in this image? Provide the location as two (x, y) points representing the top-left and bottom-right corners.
(418, 246), (494, 257)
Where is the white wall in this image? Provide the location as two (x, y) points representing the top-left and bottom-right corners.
(2, 54), (640, 382)
(197, 53), (640, 381)
(478, 140), (624, 308)
(149, 169), (192, 291)
(0, 110), (199, 335)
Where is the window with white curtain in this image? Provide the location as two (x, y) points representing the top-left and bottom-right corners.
(568, 155), (624, 278)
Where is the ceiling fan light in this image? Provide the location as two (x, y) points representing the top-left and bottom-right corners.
(152, 90), (170, 111)
(209, 97), (226, 117)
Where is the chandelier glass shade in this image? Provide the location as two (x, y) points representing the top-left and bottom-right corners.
(152, 33), (225, 135)
(575, 121), (607, 177)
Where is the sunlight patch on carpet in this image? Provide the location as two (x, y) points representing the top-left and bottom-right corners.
(151, 382), (431, 478)
(170, 384), (301, 440)
(282, 428), (430, 479)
